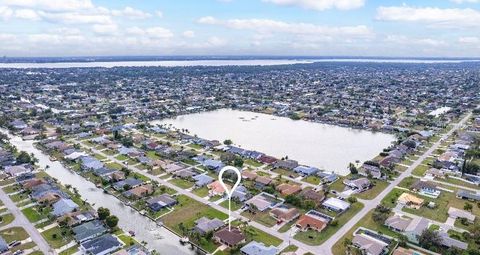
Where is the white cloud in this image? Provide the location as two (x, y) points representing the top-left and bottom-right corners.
(458, 36), (480, 44)
(0, 6), (13, 19)
(126, 26), (174, 39)
(14, 8), (40, 20)
(182, 30), (195, 38)
(450, 0), (480, 3)
(385, 35), (447, 47)
(207, 36), (227, 46)
(111, 6), (151, 20)
(38, 11), (113, 24)
(0, 0), (94, 12)
(262, 0), (365, 11)
(197, 17), (373, 38)
(376, 6), (480, 27)
(155, 10), (163, 18)
(92, 24), (118, 35)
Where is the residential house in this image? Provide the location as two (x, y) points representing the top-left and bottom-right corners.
(214, 227), (246, 247)
(73, 220), (107, 243)
(52, 198), (79, 217)
(456, 190), (480, 202)
(193, 217), (225, 235)
(397, 193), (424, 209)
(300, 189), (325, 205)
(269, 207), (299, 223)
(352, 233), (388, 255)
(254, 176), (272, 190)
(343, 178), (371, 192)
(393, 247), (424, 255)
(193, 174), (214, 187)
(4, 164), (32, 177)
(359, 164), (383, 179)
(231, 185), (250, 202)
(147, 194), (177, 211)
(113, 178), (143, 191)
(448, 207), (475, 223)
(410, 180), (441, 198)
(123, 184), (153, 199)
(80, 234), (123, 255)
(241, 170), (258, 180)
(207, 180), (226, 197)
(322, 197), (350, 213)
(438, 231), (468, 250)
(240, 241), (278, 255)
(277, 183), (301, 196)
(293, 166), (319, 176)
(258, 155), (277, 165)
(295, 210), (329, 232)
(274, 159), (298, 170)
(80, 156), (104, 171)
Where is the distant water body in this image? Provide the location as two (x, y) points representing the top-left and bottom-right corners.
(152, 109), (395, 175)
(0, 58), (478, 68)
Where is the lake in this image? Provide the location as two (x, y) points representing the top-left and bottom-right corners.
(152, 109), (395, 175)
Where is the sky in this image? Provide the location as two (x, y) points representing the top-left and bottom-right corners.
(0, 0), (480, 57)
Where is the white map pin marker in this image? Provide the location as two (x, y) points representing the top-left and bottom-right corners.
(218, 166), (242, 231)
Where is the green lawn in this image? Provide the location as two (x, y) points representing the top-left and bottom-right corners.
(355, 180), (389, 200)
(240, 210), (277, 227)
(0, 227), (29, 243)
(169, 178), (194, 189)
(192, 186), (209, 197)
(117, 233), (139, 247)
(303, 176), (321, 185)
(59, 245), (79, 255)
(294, 202), (364, 245)
(278, 220), (296, 233)
(219, 199), (243, 211)
(281, 245), (298, 253)
(22, 207), (50, 223)
(412, 164), (429, 176)
(115, 154), (128, 161)
(244, 225), (282, 247)
(106, 162), (123, 170)
(2, 184), (20, 194)
(9, 193), (28, 203)
(41, 226), (74, 248)
(146, 151), (160, 160)
(244, 159), (263, 167)
(0, 214), (15, 227)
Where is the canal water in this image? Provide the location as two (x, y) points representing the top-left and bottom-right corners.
(1, 130), (195, 255)
(152, 109), (396, 175)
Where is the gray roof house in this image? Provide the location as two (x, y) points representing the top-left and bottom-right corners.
(0, 236), (8, 253)
(73, 220), (107, 243)
(193, 174), (214, 187)
(240, 241), (278, 255)
(438, 231), (468, 250)
(80, 234), (123, 255)
(147, 194), (177, 212)
(457, 190), (480, 202)
(194, 217), (225, 235)
(52, 198), (79, 217)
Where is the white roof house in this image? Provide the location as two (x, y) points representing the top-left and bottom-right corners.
(322, 197), (350, 212)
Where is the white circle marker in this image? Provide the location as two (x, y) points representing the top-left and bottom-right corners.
(218, 166), (242, 231)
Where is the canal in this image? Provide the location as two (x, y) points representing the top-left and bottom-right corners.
(1, 130), (195, 255)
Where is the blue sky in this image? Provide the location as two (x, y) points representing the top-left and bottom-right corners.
(0, 0), (479, 57)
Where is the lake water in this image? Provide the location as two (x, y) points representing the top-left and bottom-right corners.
(152, 109), (395, 175)
(0, 129), (195, 255)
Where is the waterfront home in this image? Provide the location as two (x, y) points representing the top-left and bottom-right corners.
(193, 174), (214, 187)
(52, 198), (79, 217)
(214, 227), (246, 247)
(277, 183), (301, 196)
(274, 159), (298, 170)
(317, 171), (338, 183)
(73, 220), (107, 243)
(379, 155), (400, 168)
(425, 168), (447, 179)
(207, 180), (226, 196)
(456, 189), (480, 202)
(410, 180), (441, 198)
(359, 164), (383, 179)
(293, 165), (319, 176)
(93, 167), (116, 178)
(258, 155), (277, 165)
(80, 156), (104, 171)
(173, 169), (197, 179)
(163, 162), (186, 173)
(113, 245), (150, 255)
(322, 197), (350, 213)
(0, 149), (15, 167)
(254, 176), (272, 189)
(202, 159), (224, 171)
(448, 207), (475, 223)
(80, 234), (123, 255)
(59, 211), (96, 227)
(4, 164), (33, 177)
(295, 210), (329, 232)
(269, 207), (299, 223)
(193, 217), (225, 235)
(352, 233), (388, 255)
(21, 178), (46, 189)
(112, 178), (143, 191)
(397, 193), (424, 209)
(122, 184), (153, 199)
(147, 194), (177, 211)
(110, 171), (126, 182)
(45, 140), (71, 152)
(343, 178), (371, 192)
(64, 151), (88, 161)
(240, 241), (278, 255)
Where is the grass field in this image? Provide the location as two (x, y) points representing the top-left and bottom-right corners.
(169, 178), (194, 189)
(192, 186), (209, 197)
(0, 227), (29, 243)
(355, 180), (389, 200)
(41, 226), (74, 248)
(241, 210), (277, 227)
(22, 207), (50, 223)
(0, 214), (15, 227)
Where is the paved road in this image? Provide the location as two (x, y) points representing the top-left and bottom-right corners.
(0, 185), (54, 254)
(315, 112), (472, 254)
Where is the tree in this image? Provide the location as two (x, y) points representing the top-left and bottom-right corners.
(372, 205), (391, 224)
(419, 229), (442, 249)
(97, 207), (110, 220)
(223, 139), (232, 145)
(398, 235), (408, 247)
(348, 163), (358, 175)
(464, 202), (473, 211)
(234, 157), (244, 167)
(16, 151), (32, 164)
(105, 215), (119, 228)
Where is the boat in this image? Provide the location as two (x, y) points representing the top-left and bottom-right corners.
(128, 230), (135, 236)
(180, 236), (189, 244)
